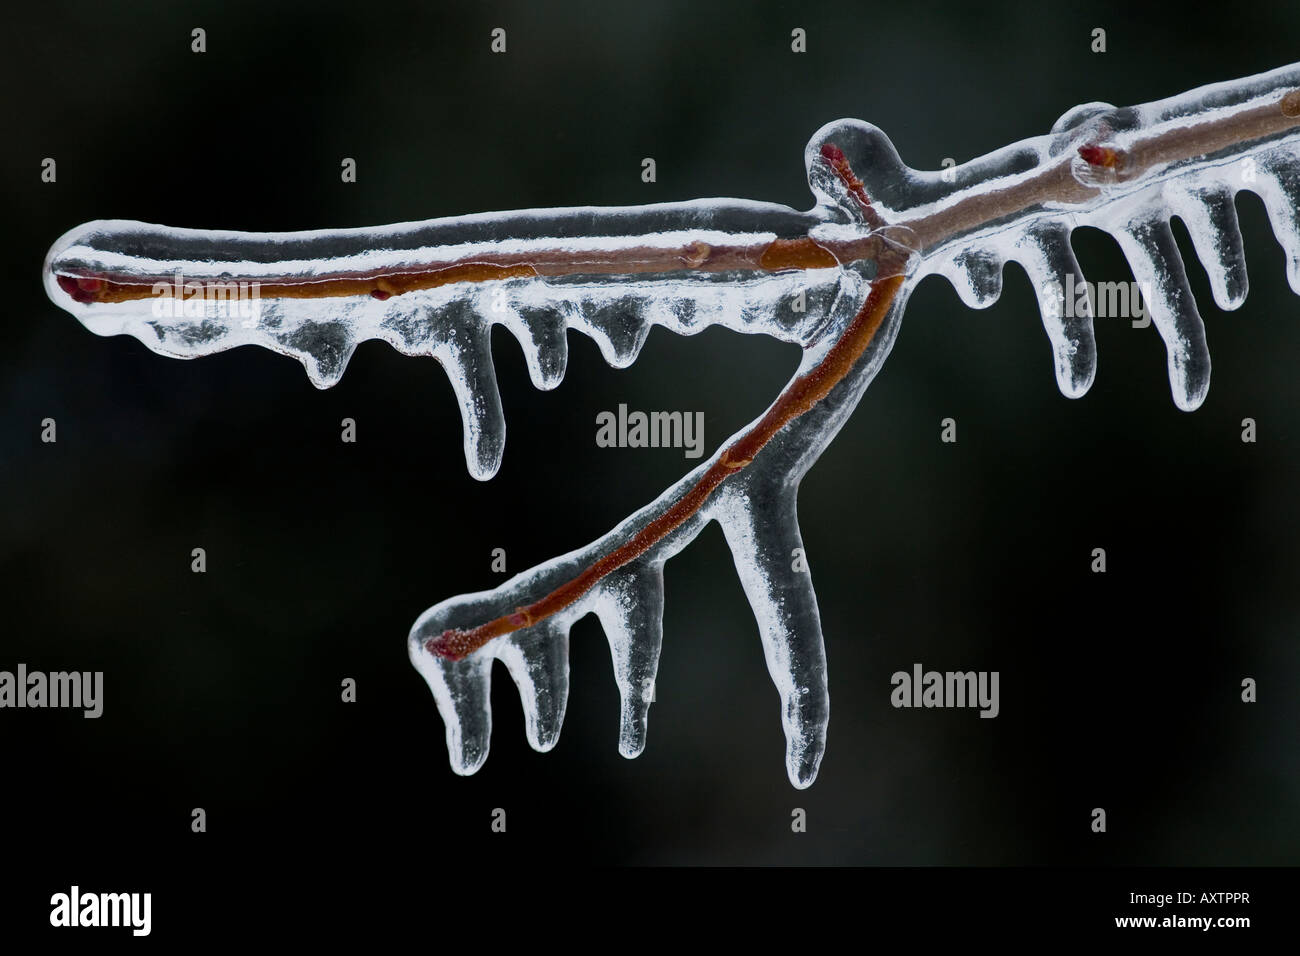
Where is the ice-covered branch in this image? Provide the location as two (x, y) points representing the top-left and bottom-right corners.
(43, 62), (1300, 786)
(409, 64), (1300, 787)
(850, 64), (1300, 409)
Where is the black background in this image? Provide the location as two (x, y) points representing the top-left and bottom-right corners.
(1, 0), (1296, 932)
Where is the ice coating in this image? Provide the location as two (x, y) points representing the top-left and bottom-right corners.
(808, 62), (1300, 410)
(43, 63), (1300, 785)
(407, 65), (1300, 787)
(410, 266), (902, 787)
(43, 207), (852, 480)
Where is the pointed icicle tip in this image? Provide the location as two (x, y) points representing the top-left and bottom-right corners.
(436, 327), (507, 480)
(495, 624), (571, 753)
(594, 564), (666, 760)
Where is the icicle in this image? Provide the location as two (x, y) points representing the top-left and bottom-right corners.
(409, 651), (494, 776)
(277, 320), (357, 389)
(494, 622), (571, 752)
(507, 306), (569, 389)
(431, 316), (507, 480)
(593, 563), (666, 758)
(575, 299), (653, 368)
(1113, 217), (1212, 411)
(1253, 154), (1300, 295)
(1012, 224), (1097, 399)
(1166, 183), (1249, 311)
(944, 247), (1004, 310)
(717, 481), (829, 789)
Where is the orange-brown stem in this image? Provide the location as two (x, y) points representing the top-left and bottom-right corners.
(901, 86), (1300, 254)
(427, 134), (907, 661)
(55, 234), (894, 305)
(428, 270), (904, 661)
(818, 142), (887, 230)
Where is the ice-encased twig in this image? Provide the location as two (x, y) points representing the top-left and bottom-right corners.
(43, 208), (845, 480)
(409, 66), (1300, 784)
(410, 268), (904, 787)
(42, 62), (1300, 786)
(823, 62), (1300, 410)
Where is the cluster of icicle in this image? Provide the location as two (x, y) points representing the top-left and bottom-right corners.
(43, 205), (841, 481)
(410, 64), (1300, 788)
(43, 63), (1300, 787)
(904, 69), (1300, 412)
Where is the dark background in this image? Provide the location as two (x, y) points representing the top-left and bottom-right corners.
(1, 0), (1296, 901)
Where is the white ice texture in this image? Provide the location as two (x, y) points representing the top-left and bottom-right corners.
(44, 63), (1300, 786)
